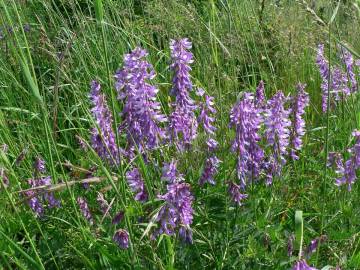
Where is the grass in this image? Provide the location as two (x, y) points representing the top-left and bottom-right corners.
(0, 0), (360, 269)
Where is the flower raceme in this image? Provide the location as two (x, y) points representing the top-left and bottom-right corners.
(90, 80), (119, 165)
(230, 92), (264, 188)
(169, 38), (198, 148)
(334, 130), (360, 191)
(264, 91), (291, 184)
(153, 160), (194, 243)
(24, 158), (60, 217)
(290, 83), (310, 160)
(126, 168), (148, 203)
(114, 47), (166, 155)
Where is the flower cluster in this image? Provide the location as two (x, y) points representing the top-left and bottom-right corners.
(126, 168), (148, 202)
(96, 192), (110, 216)
(305, 235), (327, 258)
(77, 196), (93, 225)
(339, 46), (357, 92)
(24, 159), (60, 217)
(292, 260), (317, 270)
(199, 156), (221, 186)
(114, 47), (166, 154)
(290, 83), (310, 160)
(90, 80), (119, 165)
(198, 90), (221, 186)
(334, 130), (360, 191)
(113, 229), (129, 249)
(264, 91), (291, 184)
(230, 93), (264, 188)
(168, 39), (198, 148)
(153, 160), (194, 243)
(228, 182), (248, 206)
(316, 44), (359, 112)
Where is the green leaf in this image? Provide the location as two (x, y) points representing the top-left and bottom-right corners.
(295, 210), (304, 259)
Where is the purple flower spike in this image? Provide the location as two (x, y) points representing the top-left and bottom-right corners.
(255, 80), (265, 107)
(305, 235), (327, 257)
(316, 44), (331, 112)
(97, 192), (110, 215)
(228, 182), (248, 206)
(25, 180), (44, 217)
(153, 162), (194, 243)
(335, 130), (360, 190)
(114, 47), (166, 154)
(24, 176), (60, 216)
(198, 95), (217, 135)
(264, 91), (291, 184)
(199, 156), (221, 186)
(339, 46), (357, 92)
(179, 226), (193, 244)
(230, 93), (264, 187)
(40, 176), (61, 208)
(126, 168), (148, 202)
(112, 211), (125, 225)
(206, 138), (218, 152)
(161, 160), (179, 183)
(292, 260), (318, 270)
(77, 197), (93, 225)
(113, 229), (129, 249)
(168, 38), (198, 148)
(90, 80), (119, 165)
(34, 157), (46, 175)
(27, 196), (44, 217)
(290, 83), (310, 160)
(287, 234), (295, 257)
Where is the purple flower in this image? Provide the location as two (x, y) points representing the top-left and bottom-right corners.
(168, 38), (198, 148)
(126, 168), (148, 202)
(25, 179), (44, 217)
(206, 138), (218, 152)
(97, 192), (110, 215)
(113, 229), (129, 249)
(331, 67), (350, 100)
(290, 83), (310, 160)
(339, 46), (357, 92)
(199, 156), (221, 186)
(179, 226), (193, 244)
(196, 88), (205, 96)
(114, 47), (166, 154)
(292, 260), (318, 270)
(230, 93), (264, 187)
(77, 197), (93, 225)
(112, 211), (125, 225)
(255, 80), (265, 107)
(90, 80), (119, 165)
(316, 44), (351, 112)
(316, 44), (331, 112)
(287, 234), (295, 257)
(24, 176), (60, 216)
(335, 130), (360, 190)
(40, 176), (61, 208)
(228, 182), (248, 206)
(305, 235), (327, 257)
(34, 157), (46, 175)
(264, 91), (291, 184)
(198, 95), (217, 135)
(153, 162), (194, 243)
(161, 159), (181, 183)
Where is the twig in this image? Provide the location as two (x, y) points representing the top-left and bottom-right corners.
(16, 176), (118, 205)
